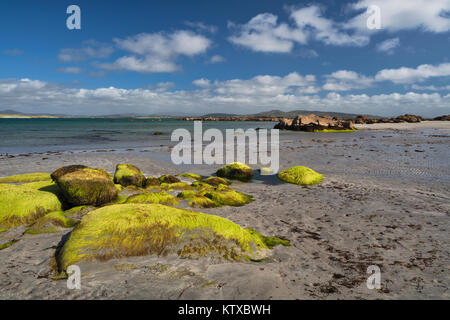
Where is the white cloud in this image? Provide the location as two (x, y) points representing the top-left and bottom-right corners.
(411, 84), (450, 91)
(208, 55), (226, 63)
(101, 31), (212, 73)
(57, 67), (82, 75)
(185, 21), (218, 33)
(376, 37), (400, 54)
(375, 63), (450, 83)
(192, 78), (211, 88)
(58, 41), (113, 62)
(346, 0), (450, 33)
(228, 13), (308, 53)
(1, 77), (449, 117)
(290, 6), (369, 46)
(323, 70), (374, 91)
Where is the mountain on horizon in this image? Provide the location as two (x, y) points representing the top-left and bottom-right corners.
(201, 109), (380, 119)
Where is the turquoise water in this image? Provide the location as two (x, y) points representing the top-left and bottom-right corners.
(0, 118), (276, 154)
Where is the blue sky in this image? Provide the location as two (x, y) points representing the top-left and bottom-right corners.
(0, 0), (449, 116)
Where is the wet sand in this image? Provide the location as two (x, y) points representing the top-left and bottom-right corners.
(0, 123), (449, 299)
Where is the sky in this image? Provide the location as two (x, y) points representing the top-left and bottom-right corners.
(0, 0), (449, 117)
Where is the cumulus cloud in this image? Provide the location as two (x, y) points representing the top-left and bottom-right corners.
(58, 41), (113, 62)
(323, 70), (374, 91)
(345, 0), (450, 33)
(100, 30), (212, 73)
(228, 13), (308, 53)
(0, 77), (448, 117)
(375, 63), (450, 83)
(208, 55), (226, 63)
(376, 37), (400, 54)
(322, 62), (450, 90)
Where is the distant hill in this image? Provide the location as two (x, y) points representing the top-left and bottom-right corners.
(201, 109), (380, 119)
(0, 109), (26, 115)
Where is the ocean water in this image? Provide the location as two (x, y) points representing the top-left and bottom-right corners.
(0, 118), (276, 154)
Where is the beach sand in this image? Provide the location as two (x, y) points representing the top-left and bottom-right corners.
(0, 122), (449, 299)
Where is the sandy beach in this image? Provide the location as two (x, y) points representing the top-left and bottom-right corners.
(0, 122), (449, 300)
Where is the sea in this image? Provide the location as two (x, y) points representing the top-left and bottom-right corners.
(0, 118), (276, 154)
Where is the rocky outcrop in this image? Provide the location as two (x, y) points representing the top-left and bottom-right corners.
(274, 114), (354, 132)
(354, 114), (423, 124)
(183, 116), (284, 122)
(433, 115), (450, 121)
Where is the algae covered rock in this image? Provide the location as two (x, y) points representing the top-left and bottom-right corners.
(57, 204), (270, 270)
(144, 177), (160, 187)
(51, 165), (88, 181)
(0, 172), (51, 184)
(177, 190), (216, 208)
(203, 177), (230, 186)
(216, 162), (253, 182)
(114, 164), (146, 187)
(201, 184), (253, 207)
(159, 175), (181, 184)
(178, 173), (202, 181)
(277, 166), (323, 186)
(125, 191), (179, 205)
(0, 182), (63, 228)
(26, 211), (78, 234)
(52, 166), (118, 206)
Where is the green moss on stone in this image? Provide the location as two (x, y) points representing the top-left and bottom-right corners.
(0, 182), (63, 228)
(160, 182), (193, 190)
(159, 175), (181, 184)
(246, 228), (291, 248)
(26, 211), (78, 234)
(114, 164), (146, 187)
(277, 166), (323, 186)
(178, 173), (202, 180)
(201, 184), (253, 207)
(57, 204), (269, 270)
(54, 167), (118, 206)
(125, 191), (179, 205)
(0, 172), (51, 184)
(203, 177), (231, 186)
(216, 162), (253, 182)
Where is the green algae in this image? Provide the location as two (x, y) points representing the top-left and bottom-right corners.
(178, 173), (202, 180)
(203, 177), (231, 186)
(114, 164), (146, 187)
(216, 162), (253, 182)
(125, 191), (179, 205)
(0, 172), (51, 184)
(277, 166), (323, 186)
(57, 204), (269, 270)
(25, 211), (78, 234)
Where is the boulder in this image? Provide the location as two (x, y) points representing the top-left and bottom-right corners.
(433, 115), (450, 121)
(52, 166), (118, 206)
(159, 175), (181, 184)
(275, 114), (354, 132)
(277, 166), (323, 186)
(216, 162), (253, 182)
(56, 204), (271, 270)
(114, 164), (146, 187)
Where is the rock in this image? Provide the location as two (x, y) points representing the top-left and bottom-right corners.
(433, 115), (450, 121)
(274, 114), (354, 132)
(144, 177), (161, 187)
(201, 184), (253, 207)
(125, 191), (179, 205)
(0, 172), (51, 184)
(178, 173), (202, 180)
(0, 181), (63, 228)
(114, 164), (146, 187)
(216, 162), (254, 182)
(277, 166), (323, 186)
(25, 211), (77, 234)
(394, 114), (422, 123)
(153, 131), (164, 135)
(159, 175), (181, 184)
(51, 165), (88, 181)
(56, 204), (271, 270)
(52, 166), (118, 206)
(202, 177), (230, 186)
